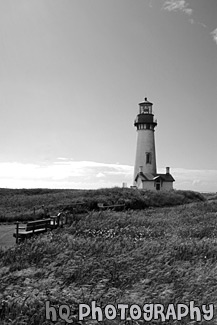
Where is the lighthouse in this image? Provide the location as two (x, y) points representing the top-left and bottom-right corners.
(133, 97), (175, 190)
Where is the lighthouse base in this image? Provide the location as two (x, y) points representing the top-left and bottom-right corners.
(134, 169), (175, 191)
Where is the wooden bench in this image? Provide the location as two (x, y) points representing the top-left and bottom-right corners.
(97, 203), (125, 211)
(13, 217), (57, 243)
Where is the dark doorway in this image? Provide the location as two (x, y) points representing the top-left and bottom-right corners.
(156, 182), (161, 190)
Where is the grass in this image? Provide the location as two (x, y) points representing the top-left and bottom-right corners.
(0, 187), (205, 222)
(0, 188), (216, 324)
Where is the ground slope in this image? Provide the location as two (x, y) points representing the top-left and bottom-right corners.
(0, 199), (217, 324)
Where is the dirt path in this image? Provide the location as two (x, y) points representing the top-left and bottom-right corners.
(0, 224), (16, 250)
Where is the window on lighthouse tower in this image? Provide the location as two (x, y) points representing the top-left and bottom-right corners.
(140, 105), (152, 114)
(141, 106), (149, 114)
(146, 152), (152, 164)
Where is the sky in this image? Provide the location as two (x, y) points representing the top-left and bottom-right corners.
(0, 0), (216, 191)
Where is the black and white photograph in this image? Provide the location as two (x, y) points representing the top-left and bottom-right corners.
(0, 0), (217, 324)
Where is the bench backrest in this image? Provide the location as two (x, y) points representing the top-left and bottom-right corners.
(26, 218), (51, 231)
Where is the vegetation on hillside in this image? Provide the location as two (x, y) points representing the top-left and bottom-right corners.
(0, 187), (205, 222)
(0, 195), (217, 324)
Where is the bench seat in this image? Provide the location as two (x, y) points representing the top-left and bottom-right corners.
(97, 203), (125, 211)
(14, 213), (66, 243)
(14, 228), (48, 238)
(13, 218), (53, 242)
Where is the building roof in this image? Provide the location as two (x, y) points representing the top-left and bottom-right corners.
(139, 97), (153, 106)
(154, 173), (175, 182)
(134, 172), (155, 182)
(135, 172), (175, 182)
(139, 100), (153, 106)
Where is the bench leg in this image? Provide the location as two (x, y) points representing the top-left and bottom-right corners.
(16, 222), (19, 244)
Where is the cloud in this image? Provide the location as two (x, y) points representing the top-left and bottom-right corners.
(163, 0), (193, 16)
(198, 22), (207, 28)
(211, 28), (217, 44)
(159, 167), (217, 192)
(0, 160), (217, 192)
(162, 1), (217, 44)
(0, 160), (133, 189)
(96, 172), (106, 178)
(57, 157), (68, 161)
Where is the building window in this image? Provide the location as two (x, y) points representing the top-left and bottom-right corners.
(146, 152), (151, 164)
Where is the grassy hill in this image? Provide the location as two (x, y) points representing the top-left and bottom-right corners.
(0, 187), (206, 222)
(0, 188), (217, 324)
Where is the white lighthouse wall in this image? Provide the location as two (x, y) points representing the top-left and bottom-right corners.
(134, 129), (157, 181)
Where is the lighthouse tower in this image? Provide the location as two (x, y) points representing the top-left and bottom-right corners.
(134, 98), (157, 182)
(133, 97), (175, 190)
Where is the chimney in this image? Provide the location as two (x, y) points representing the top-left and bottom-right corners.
(166, 167), (170, 174)
(139, 166), (143, 173)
